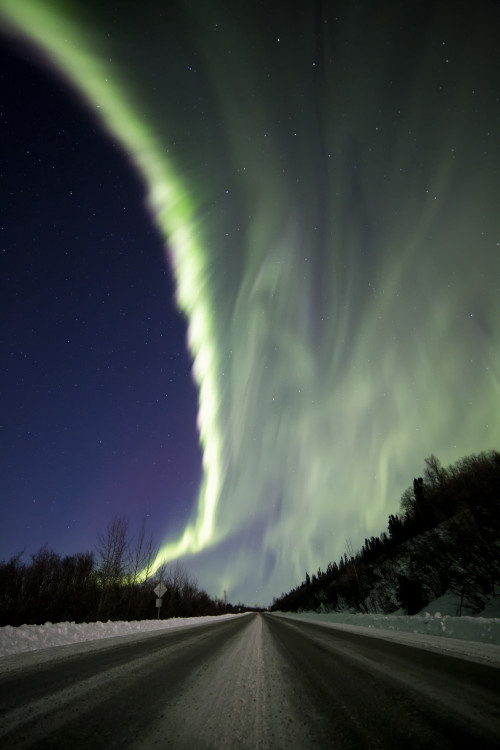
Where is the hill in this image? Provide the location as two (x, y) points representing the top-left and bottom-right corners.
(270, 451), (500, 617)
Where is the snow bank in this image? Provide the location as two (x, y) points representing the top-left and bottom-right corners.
(0, 614), (241, 658)
(277, 609), (500, 645)
(2, 601), (499, 664)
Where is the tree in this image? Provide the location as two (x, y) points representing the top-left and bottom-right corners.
(388, 514), (405, 543)
(127, 518), (158, 586)
(96, 515), (129, 585)
(423, 454), (447, 488)
(96, 515), (129, 618)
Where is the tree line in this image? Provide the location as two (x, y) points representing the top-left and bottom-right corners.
(0, 516), (240, 626)
(270, 450), (500, 616)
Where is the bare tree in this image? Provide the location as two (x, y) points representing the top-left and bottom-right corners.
(96, 515), (130, 585)
(127, 518), (159, 585)
(153, 562), (168, 588)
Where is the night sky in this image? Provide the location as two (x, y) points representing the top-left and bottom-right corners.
(1, 1), (499, 606)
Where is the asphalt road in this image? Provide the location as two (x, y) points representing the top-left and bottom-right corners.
(0, 613), (499, 749)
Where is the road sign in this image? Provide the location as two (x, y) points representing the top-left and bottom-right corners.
(156, 598), (163, 608)
(154, 583), (167, 598)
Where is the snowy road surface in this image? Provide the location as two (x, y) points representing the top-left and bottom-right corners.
(0, 613), (499, 749)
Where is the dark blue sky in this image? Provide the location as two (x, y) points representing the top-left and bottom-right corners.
(1, 43), (202, 561)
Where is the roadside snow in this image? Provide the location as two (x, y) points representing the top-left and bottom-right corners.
(0, 614), (243, 659)
(273, 599), (500, 668)
(1, 591), (500, 669)
(276, 608), (500, 645)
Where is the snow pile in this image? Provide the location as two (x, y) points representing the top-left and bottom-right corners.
(279, 609), (500, 645)
(1, 593), (499, 663)
(0, 614), (241, 658)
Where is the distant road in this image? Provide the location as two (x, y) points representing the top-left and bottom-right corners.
(0, 613), (499, 748)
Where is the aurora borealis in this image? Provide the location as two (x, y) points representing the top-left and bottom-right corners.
(1, 1), (499, 605)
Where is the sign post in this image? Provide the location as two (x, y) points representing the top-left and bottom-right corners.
(153, 582), (167, 619)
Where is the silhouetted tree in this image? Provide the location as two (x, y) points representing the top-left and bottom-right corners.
(271, 450), (500, 616)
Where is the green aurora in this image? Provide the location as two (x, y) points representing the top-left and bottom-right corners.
(1, 0), (498, 603)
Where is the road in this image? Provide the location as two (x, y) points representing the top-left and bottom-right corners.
(0, 613), (499, 749)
